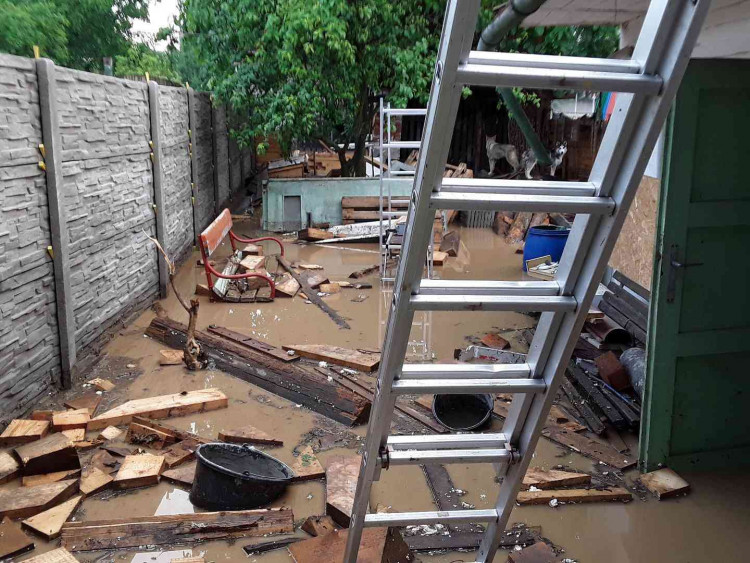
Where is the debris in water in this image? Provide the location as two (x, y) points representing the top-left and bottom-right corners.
(318, 361), (328, 368)
(306, 493), (313, 500)
(549, 498), (559, 508)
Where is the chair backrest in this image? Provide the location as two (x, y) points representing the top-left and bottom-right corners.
(200, 208), (233, 257)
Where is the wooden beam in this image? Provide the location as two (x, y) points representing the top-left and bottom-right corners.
(219, 424), (282, 446)
(325, 455), (360, 527)
(516, 487), (632, 505)
(52, 409), (90, 431)
(87, 389), (228, 430)
(60, 508), (294, 551)
(0, 420), (49, 446)
(521, 468), (591, 490)
(207, 326), (299, 362)
(278, 256), (350, 329)
(146, 317), (369, 426)
(282, 344), (379, 372)
(14, 434), (79, 475)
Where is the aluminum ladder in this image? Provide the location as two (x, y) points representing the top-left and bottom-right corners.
(344, 1), (711, 561)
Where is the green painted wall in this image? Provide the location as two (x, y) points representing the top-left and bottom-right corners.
(262, 177), (412, 232)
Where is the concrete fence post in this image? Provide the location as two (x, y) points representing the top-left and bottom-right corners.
(35, 58), (75, 389)
(148, 81), (168, 298)
(211, 103), (221, 215)
(187, 85), (199, 245)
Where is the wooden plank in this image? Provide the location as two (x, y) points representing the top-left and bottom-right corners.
(274, 273), (301, 298)
(161, 462), (196, 487)
(87, 378), (115, 392)
(243, 537), (301, 556)
(63, 394), (102, 416)
(79, 467), (114, 497)
(171, 558), (205, 563)
(159, 349), (184, 365)
(278, 256), (350, 329)
(239, 255), (266, 272)
(325, 455), (360, 527)
(126, 422), (177, 450)
(97, 426), (124, 441)
(289, 528), (410, 563)
(87, 389), (229, 430)
(163, 438), (200, 468)
(22, 495), (82, 540)
(14, 434), (79, 475)
(639, 468), (690, 499)
(567, 365), (627, 429)
(521, 468), (591, 490)
(541, 427), (637, 470)
(282, 344), (380, 372)
(60, 508), (294, 551)
(0, 451), (20, 485)
(0, 517), (35, 560)
(560, 378), (606, 435)
(63, 428), (88, 442)
(422, 464), (477, 534)
(480, 333), (510, 350)
(147, 318), (369, 426)
(342, 209), (380, 221)
(612, 269), (651, 301)
(341, 197), (409, 210)
(348, 265), (379, 279)
(0, 419), (49, 446)
(207, 326), (299, 362)
(291, 446), (325, 482)
(22, 469), (80, 487)
(113, 454), (165, 489)
(301, 515), (338, 537)
(241, 243), (261, 256)
(516, 487), (632, 505)
(130, 417), (208, 444)
(0, 479), (78, 519)
(21, 547), (78, 563)
(298, 228), (334, 241)
(218, 425), (282, 446)
(52, 409), (90, 431)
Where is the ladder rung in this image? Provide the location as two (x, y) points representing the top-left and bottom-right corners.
(401, 362), (530, 379)
(418, 279), (558, 296)
(382, 141), (421, 149)
(384, 108), (428, 116)
(385, 448), (512, 466)
(392, 378), (545, 395)
(440, 177), (597, 197)
(430, 192), (615, 214)
(410, 294), (577, 312)
(456, 63), (662, 95)
(387, 432), (507, 450)
(364, 509), (498, 527)
(466, 51), (642, 74)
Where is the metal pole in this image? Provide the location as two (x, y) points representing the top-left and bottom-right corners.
(36, 58), (75, 388)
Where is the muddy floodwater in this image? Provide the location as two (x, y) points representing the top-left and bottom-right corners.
(26, 222), (750, 562)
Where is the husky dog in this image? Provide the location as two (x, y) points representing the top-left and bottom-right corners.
(485, 135), (519, 175)
(520, 141), (568, 179)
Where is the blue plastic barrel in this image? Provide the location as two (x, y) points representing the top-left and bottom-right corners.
(523, 225), (570, 271)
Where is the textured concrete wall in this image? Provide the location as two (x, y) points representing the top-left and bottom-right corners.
(0, 55), (240, 419)
(158, 86), (192, 260)
(0, 55), (61, 421)
(214, 107), (230, 208)
(192, 92), (215, 233)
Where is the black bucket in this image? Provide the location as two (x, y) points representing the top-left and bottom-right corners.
(189, 443), (293, 510)
(432, 393), (494, 431)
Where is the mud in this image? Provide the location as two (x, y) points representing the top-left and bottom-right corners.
(19, 222), (750, 562)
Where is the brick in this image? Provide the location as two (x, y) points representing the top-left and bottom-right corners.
(595, 351), (630, 391)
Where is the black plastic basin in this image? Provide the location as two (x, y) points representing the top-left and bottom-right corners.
(189, 442), (293, 510)
(432, 393), (494, 431)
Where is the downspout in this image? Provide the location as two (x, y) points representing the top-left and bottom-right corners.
(478, 0), (552, 166)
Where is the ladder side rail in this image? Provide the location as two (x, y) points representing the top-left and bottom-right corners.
(342, 1), (480, 560)
(482, 2), (713, 562)
(379, 97), (386, 277)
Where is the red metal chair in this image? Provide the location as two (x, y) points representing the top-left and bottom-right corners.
(198, 209), (284, 299)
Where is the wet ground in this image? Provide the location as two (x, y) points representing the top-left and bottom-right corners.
(20, 219), (750, 562)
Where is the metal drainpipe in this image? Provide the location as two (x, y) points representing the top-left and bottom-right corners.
(478, 0), (552, 166)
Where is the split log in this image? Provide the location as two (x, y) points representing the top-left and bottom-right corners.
(113, 454), (165, 489)
(291, 446), (325, 482)
(506, 212), (532, 243)
(0, 479), (78, 519)
(278, 256), (350, 329)
(60, 508), (294, 551)
(282, 344), (379, 372)
(22, 495), (82, 540)
(521, 468), (591, 490)
(0, 419), (49, 446)
(87, 389), (228, 430)
(14, 434), (80, 475)
(516, 487), (632, 505)
(146, 317), (369, 426)
(325, 455), (361, 527)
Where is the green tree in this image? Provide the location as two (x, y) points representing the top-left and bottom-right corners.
(115, 41), (180, 83)
(0, 0), (149, 72)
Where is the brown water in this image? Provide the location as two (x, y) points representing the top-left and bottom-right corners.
(21, 224), (750, 562)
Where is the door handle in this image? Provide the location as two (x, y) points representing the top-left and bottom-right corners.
(666, 244), (703, 303)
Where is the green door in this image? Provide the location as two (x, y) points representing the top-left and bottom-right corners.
(640, 59), (750, 471)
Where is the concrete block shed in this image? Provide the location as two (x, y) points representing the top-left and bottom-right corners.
(262, 177), (411, 232)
